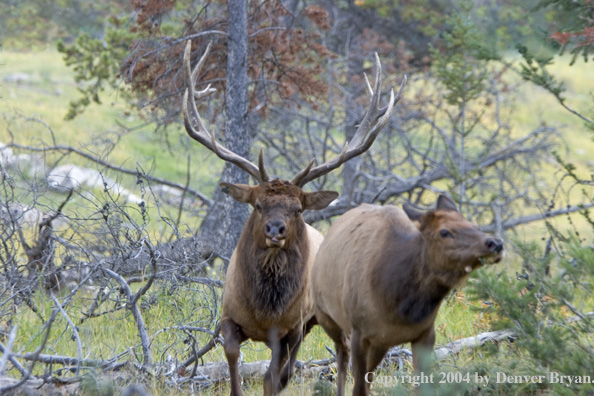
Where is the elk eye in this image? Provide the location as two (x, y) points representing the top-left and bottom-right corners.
(255, 203), (262, 211)
(440, 229), (452, 238)
(295, 209), (302, 217)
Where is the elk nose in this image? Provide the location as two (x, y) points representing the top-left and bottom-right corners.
(486, 238), (504, 253)
(265, 220), (286, 240)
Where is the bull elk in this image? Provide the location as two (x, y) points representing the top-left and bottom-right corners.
(182, 41), (406, 395)
(312, 195), (504, 396)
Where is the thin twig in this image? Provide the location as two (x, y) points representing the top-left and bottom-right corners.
(50, 293), (82, 376)
(103, 268), (153, 366)
(0, 325), (20, 376)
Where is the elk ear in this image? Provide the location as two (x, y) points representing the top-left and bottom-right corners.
(436, 194), (458, 212)
(303, 191), (339, 210)
(403, 202), (424, 221)
(220, 182), (256, 204)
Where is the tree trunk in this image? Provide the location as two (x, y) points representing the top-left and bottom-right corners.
(197, 0), (252, 267)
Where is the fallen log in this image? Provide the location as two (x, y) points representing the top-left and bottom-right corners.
(0, 329), (518, 393)
(185, 329), (518, 387)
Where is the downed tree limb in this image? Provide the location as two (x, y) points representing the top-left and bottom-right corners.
(182, 329), (519, 387)
(433, 329), (517, 360)
(0, 329), (519, 393)
(1, 329), (518, 381)
(0, 377), (81, 396)
(0, 309), (59, 394)
(14, 353), (118, 369)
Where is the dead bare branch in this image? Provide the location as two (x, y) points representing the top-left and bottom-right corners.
(480, 202), (594, 233)
(103, 268), (153, 366)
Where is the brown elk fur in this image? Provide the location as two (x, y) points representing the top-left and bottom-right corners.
(312, 195), (504, 396)
(220, 179), (337, 396)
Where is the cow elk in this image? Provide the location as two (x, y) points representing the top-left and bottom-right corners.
(182, 41), (406, 395)
(312, 195), (504, 396)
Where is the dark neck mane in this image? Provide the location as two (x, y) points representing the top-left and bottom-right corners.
(379, 235), (452, 324)
(235, 214), (309, 319)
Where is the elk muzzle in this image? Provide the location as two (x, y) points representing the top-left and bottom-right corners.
(486, 237), (504, 254)
(484, 236), (504, 264)
(265, 219), (286, 248)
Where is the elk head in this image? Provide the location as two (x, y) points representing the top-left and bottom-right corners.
(221, 176), (337, 249)
(404, 195), (504, 278)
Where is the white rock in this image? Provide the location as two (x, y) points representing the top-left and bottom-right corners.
(0, 143), (15, 166)
(48, 164), (102, 191)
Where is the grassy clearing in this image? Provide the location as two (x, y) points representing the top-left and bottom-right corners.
(0, 49), (223, 193)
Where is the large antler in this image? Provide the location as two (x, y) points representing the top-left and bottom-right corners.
(182, 40), (268, 183)
(291, 54), (407, 187)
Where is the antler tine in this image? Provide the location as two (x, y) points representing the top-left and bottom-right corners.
(291, 158), (315, 187)
(296, 54), (407, 187)
(349, 74), (407, 156)
(258, 149), (270, 182)
(349, 52), (383, 149)
(182, 40), (263, 183)
(192, 41), (212, 85)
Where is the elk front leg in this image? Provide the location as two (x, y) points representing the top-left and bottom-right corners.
(264, 326), (300, 396)
(278, 329), (303, 390)
(411, 326), (435, 374)
(222, 318), (246, 396)
(278, 316), (316, 390)
(263, 326), (282, 396)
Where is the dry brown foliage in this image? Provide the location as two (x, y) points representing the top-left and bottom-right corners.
(119, 0), (333, 124)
